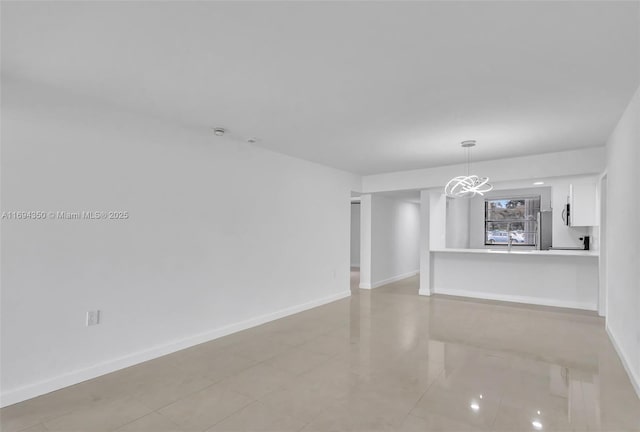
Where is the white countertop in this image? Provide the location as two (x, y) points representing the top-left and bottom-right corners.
(431, 248), (599, 257)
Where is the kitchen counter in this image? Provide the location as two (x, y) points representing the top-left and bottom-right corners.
(424, 248), (600, 311)
(431, 248), (599, 257)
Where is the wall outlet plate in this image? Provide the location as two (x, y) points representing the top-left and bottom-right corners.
(86, 310), (100, 326)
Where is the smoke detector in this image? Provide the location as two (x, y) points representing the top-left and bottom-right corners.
(212, 127), (226, 136)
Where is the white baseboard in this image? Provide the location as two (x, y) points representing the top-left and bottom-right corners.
(432, 287), (597, 311)
(366, 270), (418, 289)
(359, 282), (371, 289)
(606, 324), (640, 400)
(0, 290), (351, 408)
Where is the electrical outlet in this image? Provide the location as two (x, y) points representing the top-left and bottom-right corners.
(86, 310), (100, 326)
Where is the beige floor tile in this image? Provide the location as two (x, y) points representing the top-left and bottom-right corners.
(264, 347), (332, 376)
(157, 384), (253, 431)
(492, 399), (577, 432)
(0, 380), (99, 432)
(410, 381), (501, 430)
(43, 396), (154, 432)
(165, 350), (258, 384)
(0, 400), (67, 432)
(258, 322), (332, 347)
(293, 358), (362, 395)
(207, 400), (306, 432)
(296, 333), (359, 357)
(78, 357), (217, 411)
(301, 405), (399, 432)
(258, 384), (342, 424)
(224, 337), (292, 362)
(114, 411), (184, 431)
(216, 363), (297, 399)
(11, 424), (49, 432)
(398, 413), (484, 432)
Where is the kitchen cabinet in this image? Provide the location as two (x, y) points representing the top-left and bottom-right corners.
(569, 182), (598, 227)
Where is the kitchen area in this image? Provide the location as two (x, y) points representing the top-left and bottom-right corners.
(421, 174), (602, 313)
(357, 148), (607, 317)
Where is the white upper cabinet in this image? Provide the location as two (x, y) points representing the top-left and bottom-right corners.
(569, 182), (598, 227)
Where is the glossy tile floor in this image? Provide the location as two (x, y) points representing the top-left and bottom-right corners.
(3, 271), (640, 432)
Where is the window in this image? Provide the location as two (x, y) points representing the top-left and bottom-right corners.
(485, 197), (540, 246)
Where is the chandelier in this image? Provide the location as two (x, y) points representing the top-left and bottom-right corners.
(444, 140), (493, 198)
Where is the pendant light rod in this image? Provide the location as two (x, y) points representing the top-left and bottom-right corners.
(462, 140), (475, 176)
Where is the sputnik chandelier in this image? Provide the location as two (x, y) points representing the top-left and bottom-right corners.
(444, 140), (493, 198)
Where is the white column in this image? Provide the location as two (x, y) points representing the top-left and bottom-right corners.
(419, 190), (447, 296)
(429, 192), (447, 250)
(419, 190), (431, 295)
(359, 194), (372, 289)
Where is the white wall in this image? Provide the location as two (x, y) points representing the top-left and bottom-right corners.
(428, 193), (447, 250)
(368, 195), (420, 288)
(0, 76), (360, 406)
(604, 86), (640, 398)
(350, 203), (360, 267)
(446, 197), (470, 249)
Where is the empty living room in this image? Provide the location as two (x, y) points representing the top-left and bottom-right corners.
(1, 1), (639, 431)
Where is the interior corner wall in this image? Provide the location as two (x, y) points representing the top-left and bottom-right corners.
(445, 197), (470, 249)
(0, 76), (360, 406)
(369, 195), (420, 288)
(350, 203), (361, 267)
(428, 193), (447, 250)
(604, 86), (640, 398)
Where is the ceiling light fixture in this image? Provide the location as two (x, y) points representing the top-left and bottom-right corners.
(533, 181), (545, 186)
(444, 140), (493, 198)
(212, 127), (226, 136)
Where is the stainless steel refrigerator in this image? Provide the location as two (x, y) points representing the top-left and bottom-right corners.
(536, 211), (553, 250)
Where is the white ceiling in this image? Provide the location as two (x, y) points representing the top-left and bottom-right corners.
(3, 1), (639, 175)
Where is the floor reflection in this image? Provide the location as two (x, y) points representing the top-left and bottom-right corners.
(349, 270), (640, 431)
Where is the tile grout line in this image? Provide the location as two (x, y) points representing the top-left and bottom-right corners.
(404, 368), (446, 421)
